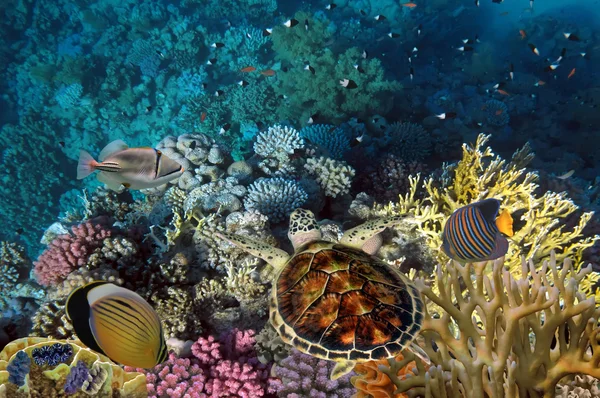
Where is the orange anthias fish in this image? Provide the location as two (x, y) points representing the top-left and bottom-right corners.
(519, 29), (527, 39)
(402, 2), (417, 7)
(497, 89), (510, 96)
(495, 109), (504, 115)
(200, 111), (207, 122)
(260, 69), (276, 76)
(240, 66), (256, 73)
(77, 140), (184, 191)
(568, 68), (576, 79)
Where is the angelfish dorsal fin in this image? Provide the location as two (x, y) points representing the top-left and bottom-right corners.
(99, 140), (129, 161)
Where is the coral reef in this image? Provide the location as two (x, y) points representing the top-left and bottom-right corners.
(244, 178), (308, 223)
(377, 134), (599, 297)
(126, 329), (272, 397)
(33, 218), (113, 287)
(0, 337), (146, 397)
(371, 253), (600, 397)
(304, 157), (355, 198)
(269, 348), (355, 398)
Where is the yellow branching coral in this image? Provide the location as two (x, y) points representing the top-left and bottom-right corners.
(377, 134), (599, 298)
(383, 253), (600, 397)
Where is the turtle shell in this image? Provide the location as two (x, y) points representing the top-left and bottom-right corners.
(269, 241), (424, 363)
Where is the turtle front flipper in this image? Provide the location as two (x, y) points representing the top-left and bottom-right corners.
(215, 232), (290, 270)
(340, 215), (407, 254)
(331, 360), (356, 380)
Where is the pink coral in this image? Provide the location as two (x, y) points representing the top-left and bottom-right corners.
(127, 329), (274, 398)
(33, 218), (112, 286)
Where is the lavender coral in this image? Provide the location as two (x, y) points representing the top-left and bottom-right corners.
(269, 348), (355, 398)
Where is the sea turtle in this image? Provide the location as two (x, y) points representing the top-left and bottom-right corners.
(217, 209), (425, 379)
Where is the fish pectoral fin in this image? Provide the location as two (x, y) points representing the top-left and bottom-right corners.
(330, 360), (356, 380)
(99, 139), (129, 161)
(97, 172), (125, 192)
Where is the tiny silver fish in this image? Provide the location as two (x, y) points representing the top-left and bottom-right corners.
(77, 140), (184, 191)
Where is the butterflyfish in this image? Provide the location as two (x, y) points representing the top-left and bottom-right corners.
(441, 199), (511, 263)
(66, 281), (168, 368)
(77, 140), (184, 191)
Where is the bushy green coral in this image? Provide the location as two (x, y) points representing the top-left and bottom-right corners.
(270, 11), (333, 62)
(377, 134), (599, 298)
(275, 47), (401, 124)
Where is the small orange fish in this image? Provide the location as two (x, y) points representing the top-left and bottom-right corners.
(495, 109), (504, 115)
(568, 68), (576, 79)
(519, 30), (527, 39)
(535, 80), (546, 86)
(497, 89), (510, 96)
(201, 112), (207, 122)
(240, 66), (256, 73)
(402, 2), (417, 7)
(260, 69), (276, 76)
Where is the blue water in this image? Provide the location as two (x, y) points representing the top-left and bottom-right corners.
(0, 0), (598, 395)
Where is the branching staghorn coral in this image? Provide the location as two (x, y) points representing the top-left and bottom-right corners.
(377, 134), (599, 297)
(376, 253), (600, 397)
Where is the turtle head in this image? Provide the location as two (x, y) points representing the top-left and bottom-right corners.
(288, 209), (321, 251)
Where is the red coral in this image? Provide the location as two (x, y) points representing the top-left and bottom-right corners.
(33, 218), (112, 287)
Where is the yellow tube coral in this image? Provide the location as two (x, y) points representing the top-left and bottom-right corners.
(380, 253), (600, 397)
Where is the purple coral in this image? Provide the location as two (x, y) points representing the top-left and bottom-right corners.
(33, 218), (112, 286)
(64, 360), (89, 394)
(126, 329), (273, 398)
(269, 348), (356, 398)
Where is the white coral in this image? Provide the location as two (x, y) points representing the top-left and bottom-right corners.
(304, 157), (355, 198)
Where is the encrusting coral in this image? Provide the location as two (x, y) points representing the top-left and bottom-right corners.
(363, 252), (600, 397)
(0, 337), (146, 397)
(377, 133), (600, 298)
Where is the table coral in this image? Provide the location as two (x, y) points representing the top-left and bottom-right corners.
(380, 253), (600, 397)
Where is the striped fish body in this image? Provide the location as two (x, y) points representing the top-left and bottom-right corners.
(77, 140), (184, 191)
(66, 281), (167, 368)
(441, 199), (509, 263)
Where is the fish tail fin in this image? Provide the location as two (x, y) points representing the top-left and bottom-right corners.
(77, 150), (98, 179)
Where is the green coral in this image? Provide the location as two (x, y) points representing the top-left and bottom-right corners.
(270, 11), (333, 62)
(275, 47), (401, 124)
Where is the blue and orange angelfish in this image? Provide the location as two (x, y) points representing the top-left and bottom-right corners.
(441, 198), (513, 263)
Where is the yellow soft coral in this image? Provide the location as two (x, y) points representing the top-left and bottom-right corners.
(377, 134), (599, 299)
(382, 253), (600, 397)
(0, 337), (147, 397)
